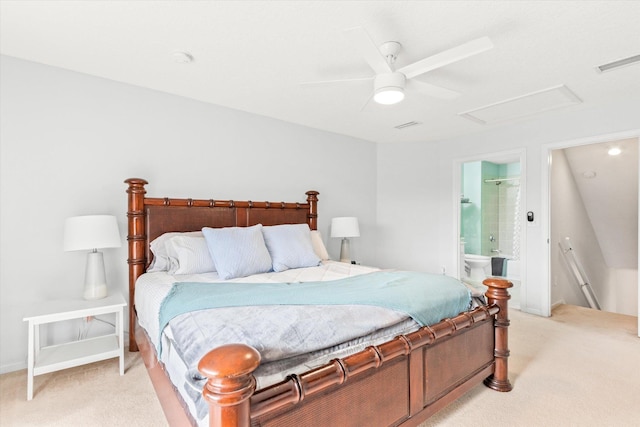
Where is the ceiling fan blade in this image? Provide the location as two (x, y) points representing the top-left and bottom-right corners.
(409, 79), (460, 100)
(399, 36), (493, 79)
(360, 92), (376, 111)
(300, 76), (373, 86)
(343, 26), (393, 74)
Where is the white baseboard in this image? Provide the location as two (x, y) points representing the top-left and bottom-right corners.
(551, 299), (566, 311)
(0, 361), (26, 375)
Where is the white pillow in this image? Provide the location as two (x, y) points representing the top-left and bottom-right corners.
(202, 225), (273, 280)
(262, 224), (321, 272)
(148, 231), (203, 272)
(310, 230), (330, 260)
(165, 236), (216, 274)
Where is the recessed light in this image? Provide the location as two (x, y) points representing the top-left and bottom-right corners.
(172, 51), (194, 64)
(608, 147), (621, 156)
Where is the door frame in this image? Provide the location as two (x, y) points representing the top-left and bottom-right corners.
(453, 148), (527, 309)
(541, 129), (640, 334)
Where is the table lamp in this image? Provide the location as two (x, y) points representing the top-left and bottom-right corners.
(63, 215), (121, 300)
(331, 217), (360, 263)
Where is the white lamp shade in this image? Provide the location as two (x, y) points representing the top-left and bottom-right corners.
(331, 217), (360, 238)
(63, 215), (121, 251)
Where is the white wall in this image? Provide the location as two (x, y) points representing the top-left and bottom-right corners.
(0, 56), (377, 373)
(377, 99), (640, 318)
(375, 140), (442, 272)
(550, 149), (609, 308)
(607, 268), (639, 315)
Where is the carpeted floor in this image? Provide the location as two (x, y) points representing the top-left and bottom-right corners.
(0, 350), (166, 426)
(1, 305), (638, 426)
(420, 304), (639, 426)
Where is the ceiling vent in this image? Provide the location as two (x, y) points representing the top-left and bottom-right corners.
(596, 54), (640, 73)
(394, 121), (422, 130)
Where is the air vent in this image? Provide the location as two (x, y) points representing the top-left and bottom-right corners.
(394, 121), (422, 130)
(596, 54), (640, 73)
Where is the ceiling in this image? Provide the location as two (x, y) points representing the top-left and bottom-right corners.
(1, 1), (639, 144)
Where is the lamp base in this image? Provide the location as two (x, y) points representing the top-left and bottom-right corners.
(84, 251), (108, 300)
(84, 283), (107, 300)
(339, 238), (351, 263)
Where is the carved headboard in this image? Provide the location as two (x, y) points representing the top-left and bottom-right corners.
(124, 178), (319, 350)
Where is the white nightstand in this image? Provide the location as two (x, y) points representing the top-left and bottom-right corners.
(23, 293), (127, 400)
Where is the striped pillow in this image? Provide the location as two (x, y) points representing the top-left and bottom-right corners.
(202, 224), (273, 280)
(166, 236), (216, 274)
(262, 224), (321, 272)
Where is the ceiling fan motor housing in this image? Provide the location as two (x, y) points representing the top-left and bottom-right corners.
(375, 72), (406, 89)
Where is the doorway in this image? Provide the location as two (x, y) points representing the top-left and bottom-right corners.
(455, 149), (526, 310)
(542, 130), (640, 336)
(550, 139), (638, 314)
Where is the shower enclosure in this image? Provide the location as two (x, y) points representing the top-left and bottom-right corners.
(461, 160), (521, 262)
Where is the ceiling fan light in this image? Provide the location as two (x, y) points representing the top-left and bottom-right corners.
(374, 87), (405, 105)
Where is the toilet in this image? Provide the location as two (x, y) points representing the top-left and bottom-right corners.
(464, 254), (491, 281)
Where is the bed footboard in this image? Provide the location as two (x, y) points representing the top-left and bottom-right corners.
(199, 278), (513, 427)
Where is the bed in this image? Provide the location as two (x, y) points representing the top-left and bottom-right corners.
(125, 178), (513, 427)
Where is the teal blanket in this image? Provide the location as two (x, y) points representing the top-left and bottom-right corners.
(158, 271), (471, 353)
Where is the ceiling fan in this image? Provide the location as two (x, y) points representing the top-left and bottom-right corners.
(305, 27), (493, 108)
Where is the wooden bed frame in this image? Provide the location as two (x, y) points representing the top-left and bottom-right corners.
(125, 178), (513, 427)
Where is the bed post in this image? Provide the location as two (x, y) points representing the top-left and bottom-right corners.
(482, 277), (514, 392)
(199, 344), (261, 427)
(125, 178), (148, 352)
(305, 190), (319, 230)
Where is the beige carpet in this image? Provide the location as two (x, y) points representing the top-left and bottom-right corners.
(420, 305), (639, 427)
(0, 351), (166, 426)
(1, 305), (637, 426)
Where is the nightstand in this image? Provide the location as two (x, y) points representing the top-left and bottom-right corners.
(23, 293), (127, 400)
